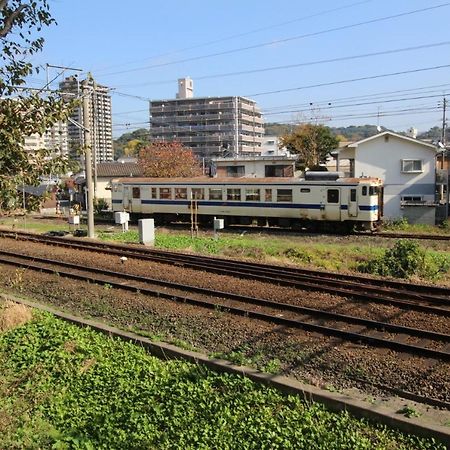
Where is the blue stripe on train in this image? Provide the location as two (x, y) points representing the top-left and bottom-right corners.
(113, 199), (378, 211)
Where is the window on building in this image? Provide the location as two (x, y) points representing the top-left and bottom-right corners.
(401, 159), (423, 173)
(132, 187), (140, 199)
(327, 189), (339, 203)
(191, 188), (204, 200)
(265, 189), (272, 202)
(276, 189), (292, 202)
(300, 188), (311, 193)
(401, 195), (424, 203)
(265, 165), (292, 177)
(226, 166), (245, 177)
(227, 188), (241, 201)
(175, 188), (187, 199)
(245, 188), (260, 201)
(160, 188), (172, 199)
(151, 187), (157, 199)
(209, 188), (223, 200)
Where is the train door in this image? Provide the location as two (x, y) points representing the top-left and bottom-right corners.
(123, 186), (131, 210)
(348, 188), (358, 217)
(325, 188), (341, 220)
(131, 186), (142, 212)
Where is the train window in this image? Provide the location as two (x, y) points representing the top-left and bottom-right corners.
(175, 188), (187, 199)
(132, 187), (140, 199)
(369, 186), (379, 196)
(327, 189), (339, 203)
(300, 188), (310, 193)
(245, 188), (260, 201)
(160, 188), (172, 199)
(209, 188), (223, 200)
(191, 188), (204, 200)
(227, 188), (241, 201)
(151, 187), (157, 199)
(277, 189), (292, 202)
(362, 186), (367, 196)
(350, 189), (356, 202)
(265, 189), (272, 202)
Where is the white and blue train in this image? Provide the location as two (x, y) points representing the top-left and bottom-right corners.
(110, 174), (383, 232)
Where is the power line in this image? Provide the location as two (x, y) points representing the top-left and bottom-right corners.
(262, 83), (450, 112)
(246, 64), (450, 97)
(116, 41), (450, 88)
(100, 3), (450, 77)
(90, 0), (375, 76)
(262, 93), (449, 116)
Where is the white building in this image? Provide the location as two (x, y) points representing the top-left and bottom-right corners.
(210, 154), (298, 178)
(337, 131), (438, 224)
(60, 73), (113, 162)
(24, 120), (69, 155)
(150, 78), (265, 158)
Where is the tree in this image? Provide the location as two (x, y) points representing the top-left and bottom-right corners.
(0, 1), (74, 213)
(280, 124), (340, 170)
(113, 128), (150, 158)
(139, 142), (203, 178)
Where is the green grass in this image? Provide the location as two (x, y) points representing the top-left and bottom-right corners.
(0, 312), (444, 449)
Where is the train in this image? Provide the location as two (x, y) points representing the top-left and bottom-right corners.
(110, 173), (384, 232)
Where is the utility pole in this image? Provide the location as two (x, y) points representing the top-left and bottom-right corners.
(442, 97), (447, 146)
(441, 96), (449, 219)
(82, 85), (95, 238)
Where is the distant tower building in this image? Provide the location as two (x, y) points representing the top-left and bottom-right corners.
(176, 77), (194, 99)
(59, 73), (113, 162)
(150, 78), (264, 158)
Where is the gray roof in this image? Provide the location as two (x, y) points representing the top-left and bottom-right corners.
(97, 162), (142, 178)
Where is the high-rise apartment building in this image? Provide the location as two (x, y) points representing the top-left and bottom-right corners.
(59, 73), (113, 162)
(150, 78), (265, 158)
(23, 120), (68, 155)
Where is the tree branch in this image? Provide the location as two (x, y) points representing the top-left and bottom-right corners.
(0, 3), (29, 38)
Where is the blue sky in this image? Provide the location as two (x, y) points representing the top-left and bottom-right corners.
(29, 0), (450, 136)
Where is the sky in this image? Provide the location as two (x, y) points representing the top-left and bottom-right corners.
(27, 0), (450, 137)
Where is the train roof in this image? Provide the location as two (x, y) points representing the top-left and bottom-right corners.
(111, 177), (382, 185)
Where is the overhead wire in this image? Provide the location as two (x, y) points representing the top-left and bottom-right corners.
(90, 0), (375, 76)
(99, 3), (450, 77)
(115, 41), (450, 88)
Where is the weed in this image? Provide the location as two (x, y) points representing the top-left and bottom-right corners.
(103, 283), (113, 290)
(263, 358), (281, 374)
(357, 239), (450, 280)
(6, 269), (26, 291)
(397, 406), (421, 418)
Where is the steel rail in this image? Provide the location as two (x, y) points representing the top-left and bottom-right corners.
(1, 250), (449, 361)
(1, 230), (449, 304)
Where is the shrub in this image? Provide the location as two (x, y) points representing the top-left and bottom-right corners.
(357, 239), (450, 280)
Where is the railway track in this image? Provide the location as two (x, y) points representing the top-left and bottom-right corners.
(1, 248), (450, 364)
(1, 230), (449, 316)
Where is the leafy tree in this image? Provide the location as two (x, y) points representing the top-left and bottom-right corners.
(280, 124), (339, 170)
(139, 141), (202, 177)
(0, 0), (74, 213)
(124, 139), (145, 157)
(113, 128), (150, 159)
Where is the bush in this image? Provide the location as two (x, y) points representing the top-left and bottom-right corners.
(357, 240), (450, 280)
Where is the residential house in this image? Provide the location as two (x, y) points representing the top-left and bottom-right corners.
(336, 131), (439, 224)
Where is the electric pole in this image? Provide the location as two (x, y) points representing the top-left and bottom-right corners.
(442, 97), (447, 146)
(82, 85), (95, 238)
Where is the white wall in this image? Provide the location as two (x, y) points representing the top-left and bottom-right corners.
(353, 134), (436, 219)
